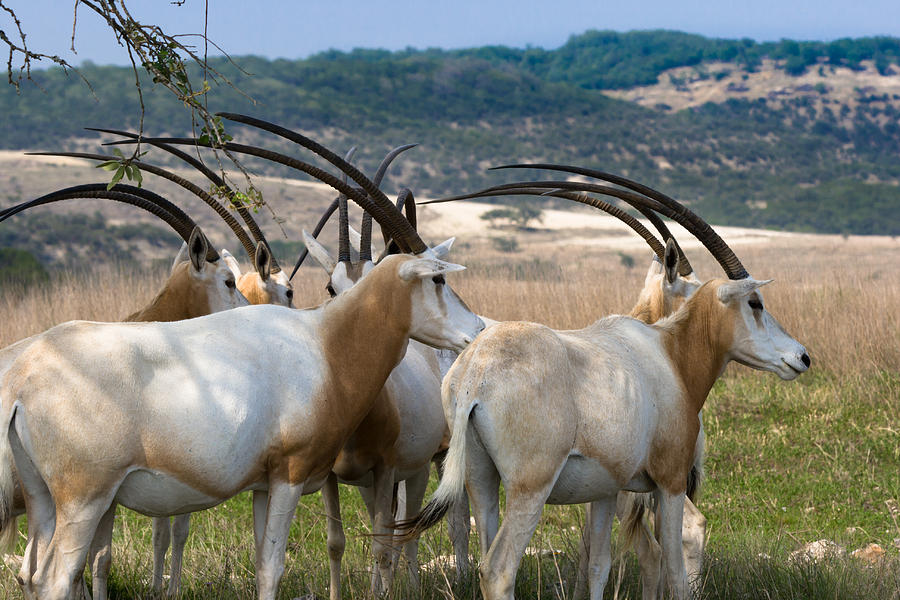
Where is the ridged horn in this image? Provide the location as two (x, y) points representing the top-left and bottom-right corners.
(84, 128), (282, 273)
(0, 183), (219, 262)
(212, 113), (428, 254)
(27, 150), (256, 263)
(336, 146), (359, 265)
(430, 179), (740, 278)
(420, 186), (667, 261)
(381, 188), (418, 257)
(103, 136), (427, 255)
(492, 164), (747, 279)
(362, 144), (418, 262)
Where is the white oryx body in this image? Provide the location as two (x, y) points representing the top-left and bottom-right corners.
(407, 276), (809, 600)
(1, 235), (250, 600)
(437, 247), (708, 592)
(0, 253), (483, 600)
(147, 245), (291, 598)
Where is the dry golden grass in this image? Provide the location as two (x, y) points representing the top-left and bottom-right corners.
(2, 234), (898, 375)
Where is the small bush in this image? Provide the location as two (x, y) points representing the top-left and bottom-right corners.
(0, 248), (49, 290)
(491, 236), (519, 253)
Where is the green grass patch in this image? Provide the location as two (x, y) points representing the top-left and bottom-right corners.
(1, 371), (897, 598)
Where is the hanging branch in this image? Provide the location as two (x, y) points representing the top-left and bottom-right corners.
(0, 0), (280, 227)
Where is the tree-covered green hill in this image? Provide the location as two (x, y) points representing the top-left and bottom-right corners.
(2, 30), (899, 235)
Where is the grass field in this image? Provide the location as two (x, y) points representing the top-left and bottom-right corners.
(0, 225), (898, 599)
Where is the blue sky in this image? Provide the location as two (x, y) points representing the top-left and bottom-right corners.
(4, 0), (900, 67)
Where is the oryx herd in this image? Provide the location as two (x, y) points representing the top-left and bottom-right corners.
(0, 114), (810, 600)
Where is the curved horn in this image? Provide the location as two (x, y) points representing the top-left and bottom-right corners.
(420, 186), (667, 261)
(212, 114), (429, 255)
(27, 150), (257, 263)
(381, 188), (418, 257)
(430, 179), (742, 279)
(84, 128), (283, 273)
(492, 164), (746, 279)
(336, 146), (358, 265)
(0, 183), (219, 262)
(290, 146), (358, 279)
(337, 193), (351, 264)
(104, 137), (427, 255)
(363, 144), (418, 261)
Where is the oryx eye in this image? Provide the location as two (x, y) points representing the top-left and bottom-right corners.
(225, 279), (236, 289)
(326, 284), (336, 297)
(286, 289), (294, 300)
(432, 275), (445, 286)
(748, 299), (763, 311)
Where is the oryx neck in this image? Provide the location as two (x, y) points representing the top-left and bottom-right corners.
(125, 263), (207, 322)
(658, 281), (733, 415)
(319, 259), (412, 418)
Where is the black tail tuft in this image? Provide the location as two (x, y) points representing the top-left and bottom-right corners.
(391, 495), (453, 545)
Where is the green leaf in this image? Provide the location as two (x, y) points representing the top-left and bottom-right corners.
(96, 161), (120, 172)
(107, 166), (125, 190)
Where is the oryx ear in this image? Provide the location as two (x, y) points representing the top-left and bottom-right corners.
(172, 242), (190, 275)
(430, 237), (455, 259)
(398, 257), (465, 281)
(254, 241), (272, 282)
(664, 238), (679, 285)
(717, 278), (773, 304)
(188, 227), (208, 273)
(301, 230), (336, 274)
(221, 249), (242, 279)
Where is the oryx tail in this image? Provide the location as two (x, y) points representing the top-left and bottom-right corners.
(395, 380), (477, 542)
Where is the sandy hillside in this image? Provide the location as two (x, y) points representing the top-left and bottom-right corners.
(604, 59), (900, 115)
(2, 152), (897, 271)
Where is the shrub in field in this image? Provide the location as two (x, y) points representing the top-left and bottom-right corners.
(0, 247), (48, 290)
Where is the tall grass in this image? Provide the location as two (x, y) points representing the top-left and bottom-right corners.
(0, 236), (898, 599)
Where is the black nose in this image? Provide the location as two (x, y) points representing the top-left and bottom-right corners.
(801, 353), (811, 368)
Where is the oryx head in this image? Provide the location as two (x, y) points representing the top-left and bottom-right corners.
(714, 278), (810, 380)
(170, 227), (250, 316)
(221, 242), (294, 307)
(632, 239), (703, 324)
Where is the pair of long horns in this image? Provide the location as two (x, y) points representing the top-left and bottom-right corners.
(0, 183), (220, 263)
(102, 116), (428, 263)
(334, 144), (419, 266)
(32, 129), (280, 275)
(425, 164), (748, 280)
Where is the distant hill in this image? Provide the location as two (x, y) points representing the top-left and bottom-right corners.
(1, 30), (899, 236)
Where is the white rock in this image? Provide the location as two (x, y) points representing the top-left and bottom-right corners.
(788, 539), (846, 564)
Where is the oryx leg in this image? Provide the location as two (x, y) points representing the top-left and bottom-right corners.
(585, 497), (616, 600)
(573, 504), (591, 600)
(478, 483), (553, 600)
(369, 463), (398, 595)
(656, 489), (688, 600)
(358, 485), (382, 591)
(87, 503), (116, 600)
(321, 473), (345, 600)
(681, 498), (706, 588)
(398, 466), (430, 587)
(167, 514), (191, 596)
(150, 516), (171, 593)
(252, 490), (267, 559)
(30, 498), (112, 600)
(465, 427), (500, 557)
(11, 422), (54, 598)
(255, 480), (305, 600)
